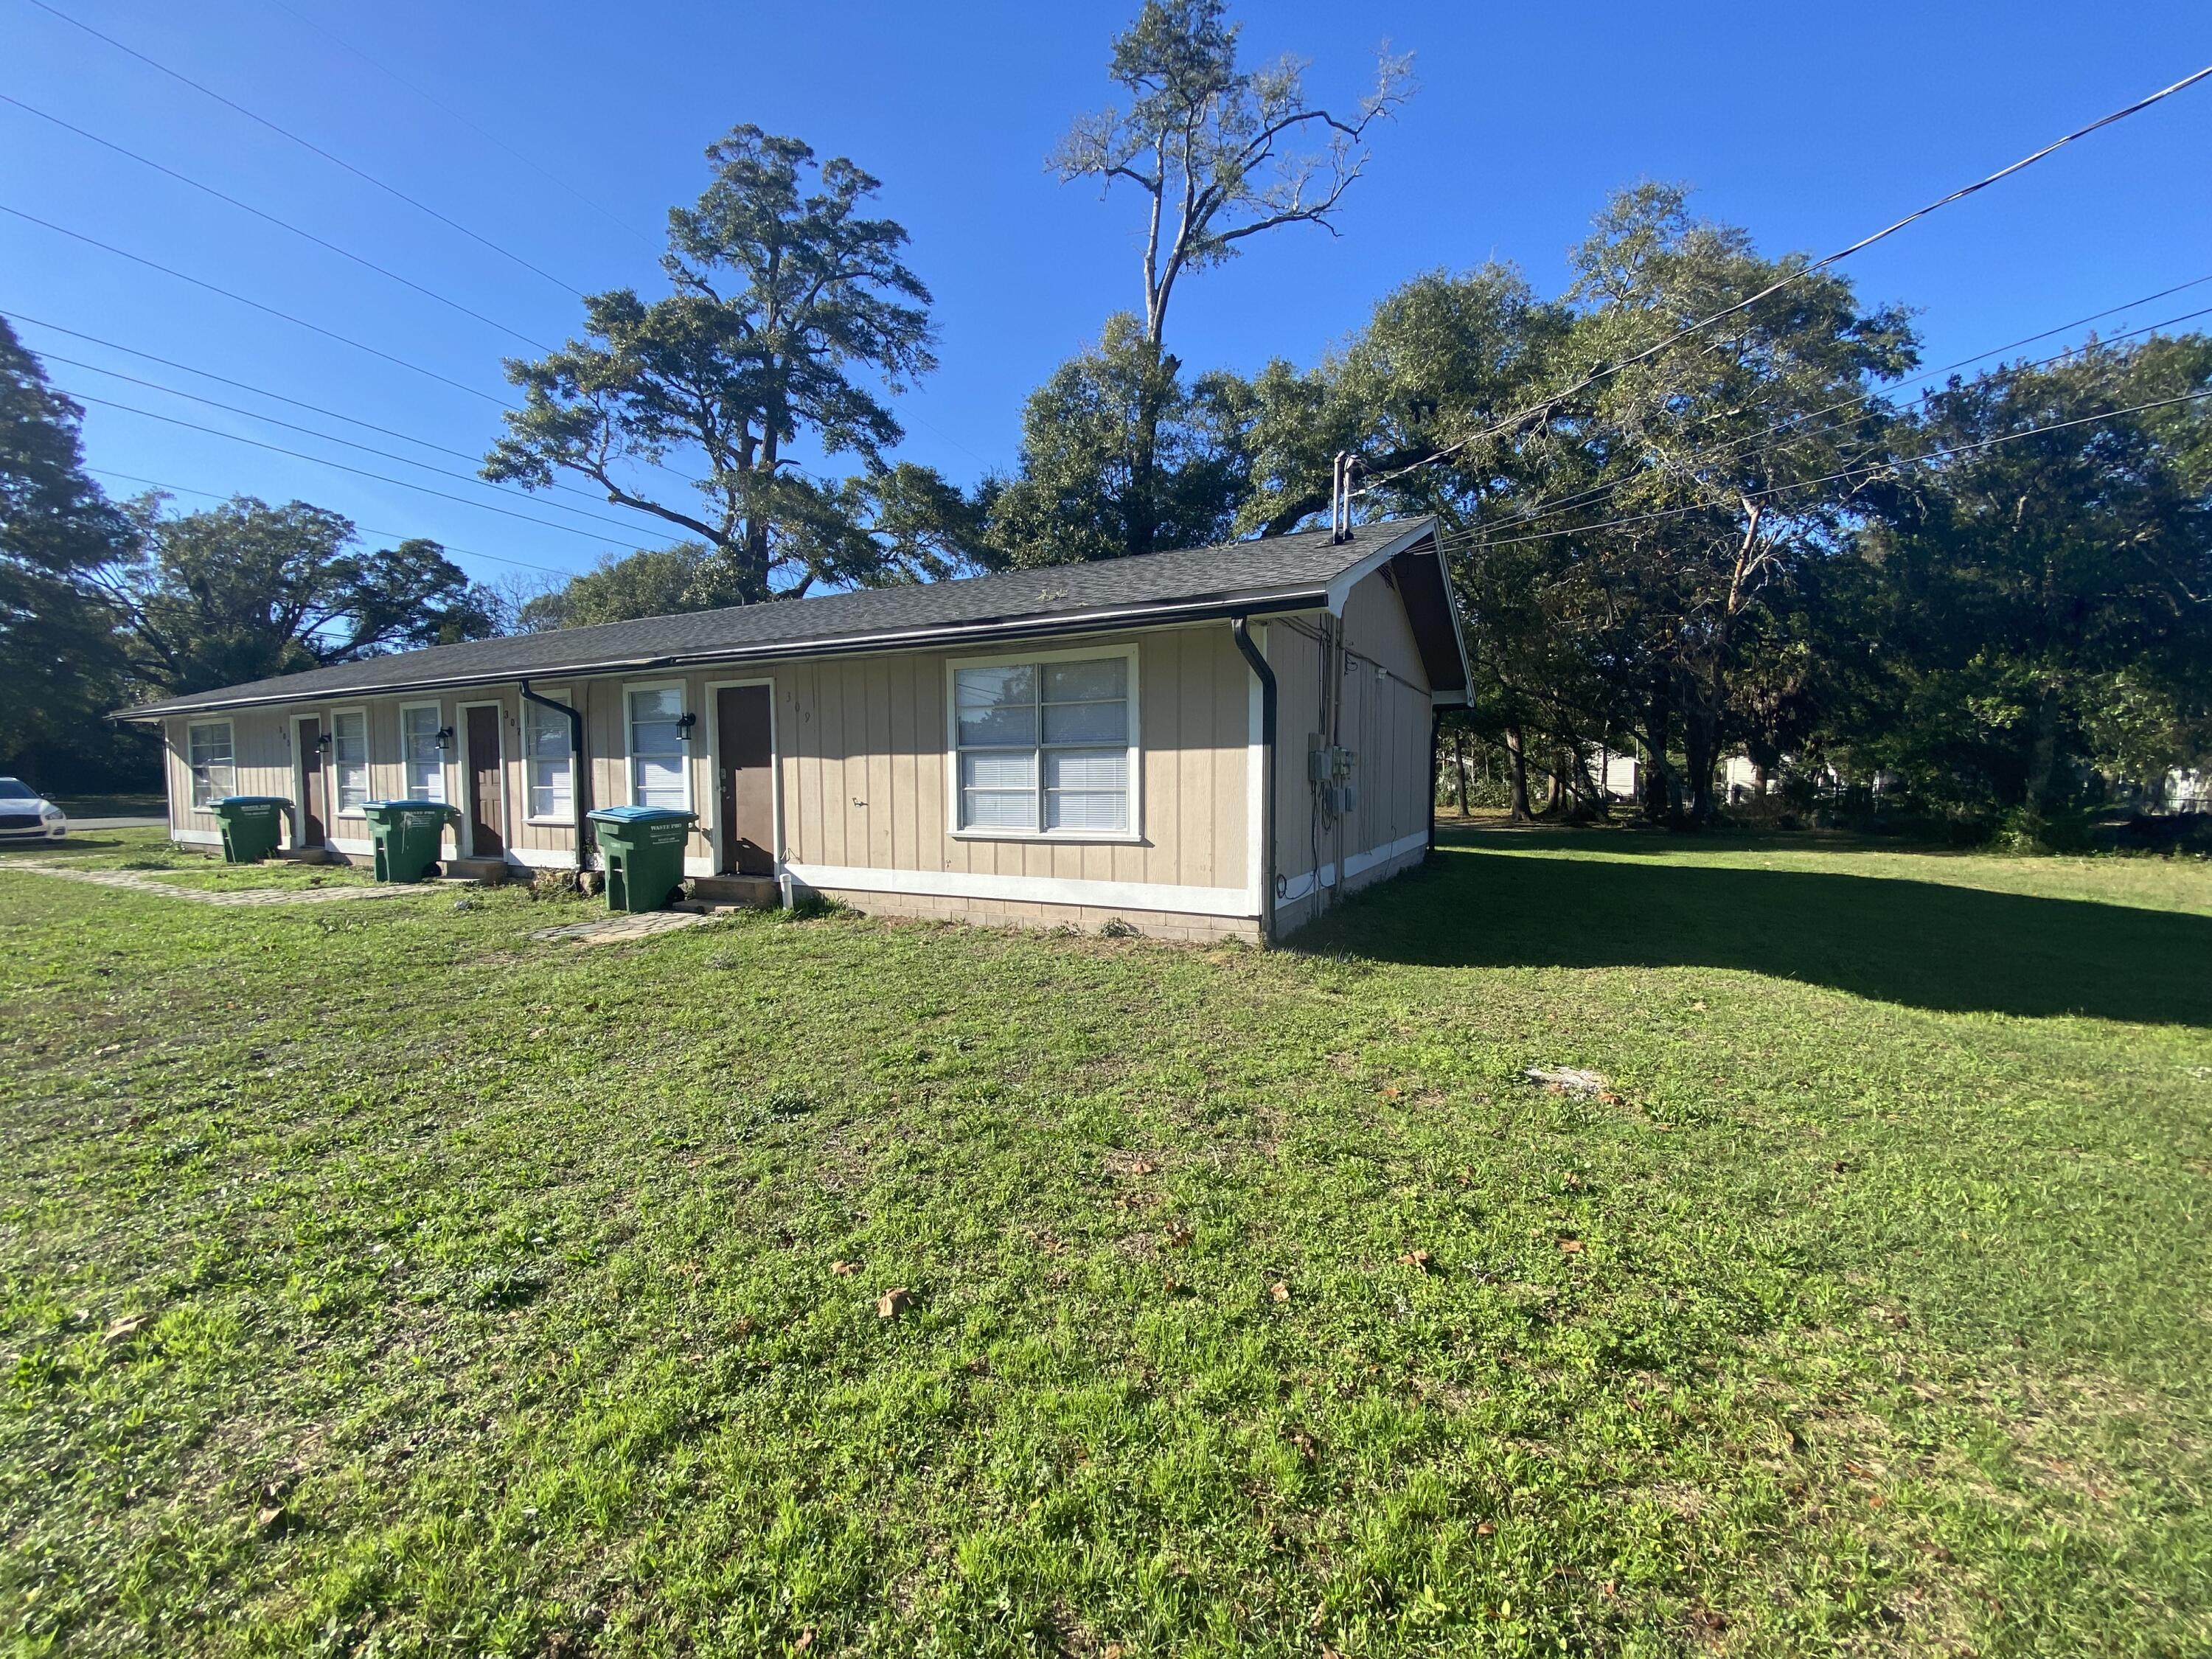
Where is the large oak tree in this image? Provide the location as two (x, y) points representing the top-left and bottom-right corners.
(486, 127), (981, 604)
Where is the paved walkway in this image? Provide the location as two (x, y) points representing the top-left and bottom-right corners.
(529, 910), (709, 946)
(1, 861), (422, 907)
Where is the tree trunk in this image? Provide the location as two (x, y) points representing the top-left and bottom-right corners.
(1640, 676), (1673, 824)
(2025, 680), (2065, 814)
(1502, 723), (1533, 821)
(1576, 748), (1610, 820)
(1543, 757), (1564, 816)
(1683, 692), (1719, 826)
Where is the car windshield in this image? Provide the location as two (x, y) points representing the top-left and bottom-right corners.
(0, 779), (38, 801)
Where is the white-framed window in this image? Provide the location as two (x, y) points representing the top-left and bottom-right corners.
(399, 703), (446, 802)
(330, 709), (369, 815)
(626, 684), (689, 809)
(187, 719), (234, 810)
(524, 689), (574, 821)
(950, 647), (1137, 837)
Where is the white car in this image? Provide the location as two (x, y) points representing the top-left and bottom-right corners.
(0, 778), (68, 841)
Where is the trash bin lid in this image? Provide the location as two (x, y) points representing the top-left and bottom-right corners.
(211, 795), (291, 808)
(587, 805), (698, 825)
(363, 799), (453, 812)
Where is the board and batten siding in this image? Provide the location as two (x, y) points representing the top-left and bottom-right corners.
(1267, 566), (1436, 936)
(151, 580), (1442, 941)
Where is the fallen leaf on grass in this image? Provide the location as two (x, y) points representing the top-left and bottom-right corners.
(830, 1260), (857, 1276)
(1270, 1281), (1290, 1303)
(102, 1315), (147, 1346)
(1164, 1226), (1194, 1248)
(1558, 1239), (1585, 1255)
(1475, 1520), (1495, 1537)
(1397, 1249), (1434, 1273)
(254, 1505), (285, 1533)
(793, 1630), (815, 1653)
(876, 1288), (913, 1319)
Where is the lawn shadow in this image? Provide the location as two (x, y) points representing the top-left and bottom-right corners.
(0, 834), (146, 858)
(1298, 836), (2212, 1026)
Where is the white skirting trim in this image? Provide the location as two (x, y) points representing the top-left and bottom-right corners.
(173, 828), (218, 846)
(1274, 829), (1428, 911)
(785, 860), (1256, 919)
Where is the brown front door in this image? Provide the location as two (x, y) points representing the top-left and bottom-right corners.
(716, 684), (774, 875)
(465, 704), (506, 858)
(296, 717), (326, 847)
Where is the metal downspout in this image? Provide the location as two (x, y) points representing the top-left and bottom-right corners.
(519, 679), (592, 871)
(1231, 615), (1277, 947)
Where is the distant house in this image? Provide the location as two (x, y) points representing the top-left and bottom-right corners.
(118, 519), (1470, 943)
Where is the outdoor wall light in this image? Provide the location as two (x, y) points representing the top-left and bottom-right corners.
(434, 726), (456, 751)
(678, 712), (698, 740)
(314, 732), (333, 749)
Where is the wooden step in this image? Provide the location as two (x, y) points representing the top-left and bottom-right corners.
(687, 873), (780, 908)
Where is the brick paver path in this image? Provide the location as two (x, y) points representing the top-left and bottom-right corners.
(2, 862), (423, 906)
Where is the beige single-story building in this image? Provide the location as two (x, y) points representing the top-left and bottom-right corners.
(118, 518), (1469, 943)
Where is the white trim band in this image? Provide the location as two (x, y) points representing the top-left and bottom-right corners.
(1274, 829), (1429, 910)
(785, 860), (1256, 919)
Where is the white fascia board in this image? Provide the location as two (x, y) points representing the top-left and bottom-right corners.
(1320, 518), (1442, 614)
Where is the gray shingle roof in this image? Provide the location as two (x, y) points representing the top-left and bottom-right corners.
(119, 518), (1444, 719)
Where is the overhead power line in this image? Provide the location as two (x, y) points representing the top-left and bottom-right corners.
(45, 358), (672, 535)
(1, 201), (515, 407)
(1439, 283), (2212, 541)
(7, 312), (630, 512)
(1430, 386), (2212, 555)
(260, 0), (663, 253)
(85, 466), (576, 578)
(0, 91), (553, 351)
(71, 389), (636, 549)
(22, 0), (586, 297)
(1360, 60), (2212, 495)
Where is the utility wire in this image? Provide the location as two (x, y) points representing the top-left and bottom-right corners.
(47, 358), (668, 540)
(29, 341), (672, 533)
(85, 466), (575, 577)
(1, 202), (515, 408)
(259, 0), (663, 253)
(72, 390), (636, 549)
(1432, 288), (2212, 540)
(1358, 60), (2212, 495)
(0, 92), (554, 351)
(1429, 386), (2212, 555)
(21, 0), (586, 297)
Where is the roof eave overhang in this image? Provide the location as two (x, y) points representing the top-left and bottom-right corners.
(112, 585), (1335, 722)
(1317, 518), (1472, 696)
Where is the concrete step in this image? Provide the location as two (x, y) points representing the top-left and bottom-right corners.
(687, 873), (779, 908)
(437, 858), (509, 886)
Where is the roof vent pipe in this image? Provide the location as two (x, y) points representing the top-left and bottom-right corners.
(1329, 452), (1359, 544)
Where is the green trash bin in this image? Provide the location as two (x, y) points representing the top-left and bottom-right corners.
(587, 805), (698, 913)
(210, 796), (291, 863)
(362, 799), (459, 883)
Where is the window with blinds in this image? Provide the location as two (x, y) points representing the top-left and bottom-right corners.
(953, 653), (1133, 835)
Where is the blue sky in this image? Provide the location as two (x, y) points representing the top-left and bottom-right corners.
(4, 1), (2209, 590)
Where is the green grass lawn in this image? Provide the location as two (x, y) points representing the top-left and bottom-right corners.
(2, 827), (2208, 1657)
